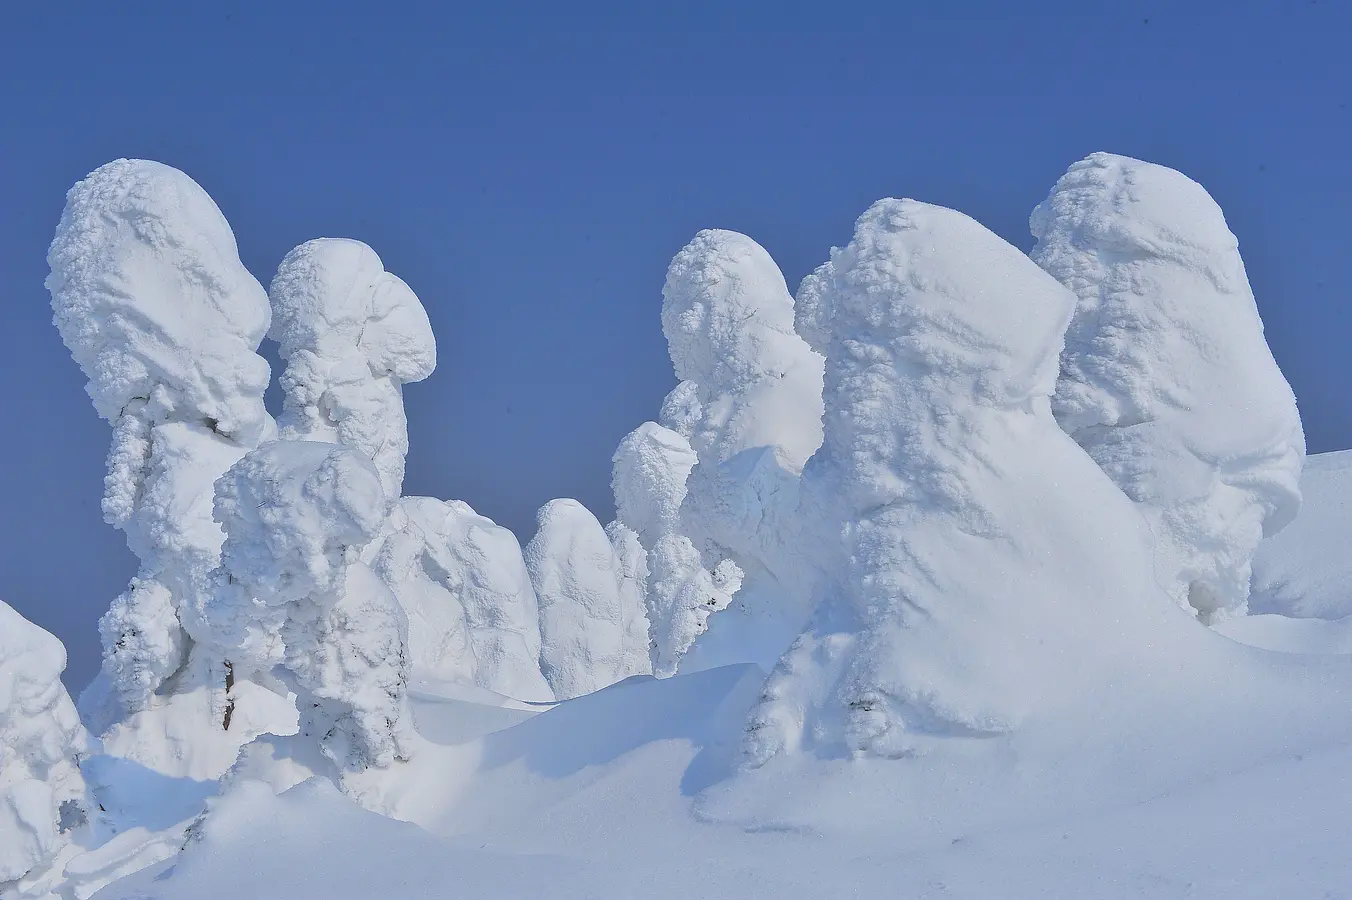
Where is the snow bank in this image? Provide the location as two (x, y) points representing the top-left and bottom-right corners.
(269, 238), (436, 503)
(744, 198), (1185, 763)
(1030, 151), (1305, 621)
(46, 159), (274, 718)
(1251, 449), (1352, 619)
(204, 441), (410, 772)
(0, 603), (89, 886)
(374, 497), (553, 702)
(524, 499), (650, 699)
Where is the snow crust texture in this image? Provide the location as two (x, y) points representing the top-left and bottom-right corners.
(524, 500), (651, 699)
(46, 159), (275, 720)
(374, 497), (553, 702)
(269, 238), (436, 504)
(744, 198), (1182, 763)
(1031, 152), (1305, 621)
(0, 603), (89, 886)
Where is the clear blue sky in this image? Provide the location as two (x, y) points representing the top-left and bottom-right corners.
(2, 2), (1348, 688)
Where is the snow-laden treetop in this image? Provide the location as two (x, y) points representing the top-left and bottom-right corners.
(46, 158), (272, 445)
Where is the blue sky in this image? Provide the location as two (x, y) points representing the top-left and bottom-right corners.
(1, 2), (1348, 687)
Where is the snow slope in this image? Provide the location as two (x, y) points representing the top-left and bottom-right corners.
(1250, 448), (1352, 619)
(97, 657), (1352, 900)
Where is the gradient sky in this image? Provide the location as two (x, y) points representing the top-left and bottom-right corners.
(1, 2), (1348, 689)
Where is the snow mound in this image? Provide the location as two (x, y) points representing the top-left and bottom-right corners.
(1031, 151), (1305, 621)
(374, 497), (553, 702)
(269, 238), (436, 502)
(744, 198), (1186, 763)
(0, 603), (90, 886)
(524, 499), (650, 699)
(1251, 449), (1352, 619)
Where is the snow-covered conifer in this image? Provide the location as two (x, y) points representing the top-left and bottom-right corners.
(524, 500), (651, 699)
(0, 603), (91, 886)
(268, 238), (436, 505)
(745, 199), (1182, 764)
(1030, 152), (1305, 622)
(204, 441), (410, 772)
(46, 159), (274, 721)
(373, 497), (553, 701)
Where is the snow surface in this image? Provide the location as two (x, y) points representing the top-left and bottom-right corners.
(1031, 151), (1305, 622)
(1251, 448), (1352, 619)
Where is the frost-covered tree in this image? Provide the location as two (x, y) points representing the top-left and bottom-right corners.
(373, 497), (553, 701)
(744, 199), (1182, 764)
(660, 230), (824, 470)
(46, 159), (274, 725)
(1, 602), (91, 887)
(268, 238), (436, 505)
(201, 441), (411, 777)
(667, 232), (827, 668)
(524, 500), (651, 699)
(1030, 152), (1305, 622)
(611, 423), (740, 676)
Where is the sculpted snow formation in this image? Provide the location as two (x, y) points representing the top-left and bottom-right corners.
(46, 159), (275, 724)
(1031, 152), (1305, 622)
(743, 199), (1186, 763)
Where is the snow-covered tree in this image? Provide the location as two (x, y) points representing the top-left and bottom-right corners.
(373, 497), (553, 701)
(744, 199), (1183, 764)
(268, 238), (436, 505)
(1030, 152), (1305, 623)
(660, 229), (824, 470)
(611, 230), (827, 673)
(46, 159), (275, 725)
(610, 423), (740, 676)
(524, 500), (651, 699)
(202, 441), (411, 775)
(1, 602), (91, 887)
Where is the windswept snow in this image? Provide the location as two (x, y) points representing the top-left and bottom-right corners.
(1031, 151), (1305, 622)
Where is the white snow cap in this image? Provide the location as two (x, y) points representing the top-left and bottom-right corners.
(269, 238), (436, 501)
(745, 198), (1182, 763)
(0, 602), (89, 885)
(661, 229), (824, 468)
(206, 441), (409, 771)
(525, 499), (651, 699)
(47, 158), (272, 444)
(1030, 151), (1305, 621)
(374, 497), (554, 702)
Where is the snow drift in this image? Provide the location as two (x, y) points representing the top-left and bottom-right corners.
(1031, 151), (1305, 622)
